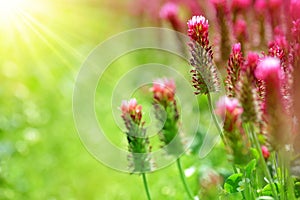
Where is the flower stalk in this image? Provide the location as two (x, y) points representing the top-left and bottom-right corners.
(142, 173), (152, 200)
(176, 158), (194, 200)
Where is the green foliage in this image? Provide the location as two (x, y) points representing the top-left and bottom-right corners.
(224, 173), (243, 193)
(262, 183), (281, 197)
(294, 181), (300, 198)
(245, 159), (257, 178)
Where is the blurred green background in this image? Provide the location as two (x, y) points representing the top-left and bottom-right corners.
(0, 0), (230, 199)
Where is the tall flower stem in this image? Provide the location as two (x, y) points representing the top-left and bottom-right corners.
(247, 123), (278, 200)
(142, 173), (152, 200)
(176, 158), (194, 200)
(206, 92), (227, 146)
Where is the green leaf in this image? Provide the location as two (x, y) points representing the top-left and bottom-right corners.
(245, 159), (257, 177)
(294, 181), (300, 198)
(224, 173), (243, 193)
(250, 148), (259, 160)
(261, 183), (281, 197)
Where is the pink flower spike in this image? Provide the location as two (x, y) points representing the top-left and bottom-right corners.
(120, 98), (143, 125)
(121, 100), (129, 113)
(254, 0), (267, 14)
(247, 52), (259, 65)
(128, 98), (138, 112)
(242, 52), (259, 72)
(232, 43), (241, 53)
(216, 96), (243, 132)
(216, 97), (243, 118)
(261, 145), (270, 159)
(159, 2), (178, 19)
(255, 57), (281, 81)
(151, 78), (176, 103)
(187, 15), (209, 45)
(231, 0), (251, 11)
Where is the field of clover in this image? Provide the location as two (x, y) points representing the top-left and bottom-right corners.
(1, 0), (300, 199)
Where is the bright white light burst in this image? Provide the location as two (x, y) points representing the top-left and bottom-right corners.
(0, 0), (25, 19)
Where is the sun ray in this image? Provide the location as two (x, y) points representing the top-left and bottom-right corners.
(18, 10), (85, 61)
(13, 13), (59, 84)
(19, 14), (76, 73)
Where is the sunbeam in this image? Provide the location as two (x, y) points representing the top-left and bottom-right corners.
(19, 10), (85, 61)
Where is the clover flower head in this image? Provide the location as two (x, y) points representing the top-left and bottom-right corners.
(254, 0), (267, 14)
(121, 98), (143, 126)
(241, 52), (259, 73)
(261, 145), (270, 159)
(231, 0), (251, 11)
(159, 2), (178, 19)
(225, 43), (244, 97)
(120, 98), (151, 172)
(246, 52), (259, 67)
(232, 43), (241, 54)
(151, 78), (182, 155)
(255, 57), (281, 81)
(151, 78), (176, 103)
(187, 15), (209, 47)
(216, 97), (243, 118)
(216, 96), (243, 132)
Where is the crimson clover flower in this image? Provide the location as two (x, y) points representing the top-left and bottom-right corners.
(121, 98), (143, 127)
(120, 98), (151, 172)
(187, 15), (211, 54)
(216, 96), (243, 133)
(236, 52), (262, 123)
(255, 57), (292, 149)
(187, 15), (220, 95)
(261, 145), (270, 160)
(159, 2), (183, 32)
(151, 78), (183, 156)
(231, 0), (251, 12)
(225, 43), (244, 98)
(215, 96), (251, 165)
(151, 78), (176, 105)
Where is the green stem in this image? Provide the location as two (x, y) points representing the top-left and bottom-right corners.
(206, 93), (227, 146)
(142, 173), (151, 200)
(247, 123), (278, 200)
(176, 158), (194, 200)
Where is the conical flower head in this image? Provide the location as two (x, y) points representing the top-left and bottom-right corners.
(187, 15), (210, 48)
(120, 99), (151, 172)
(225, 43), (244, 97)
(216, 96), (243, 132)
(151, 78), (183, 156)
(159, 2), (182, 32)
(255, 57), (282, 86)
(121, 98), (143, 129)
(151, 78), (176, 106)
(255, 57), (291, 148)
(236, 52), (261, 123)
(215, 96), (250, 165)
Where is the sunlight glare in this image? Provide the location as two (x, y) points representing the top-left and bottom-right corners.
(0, 0), (24, 18)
